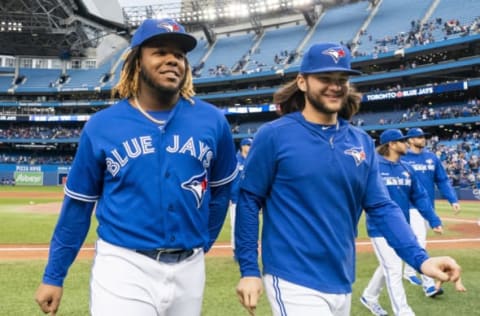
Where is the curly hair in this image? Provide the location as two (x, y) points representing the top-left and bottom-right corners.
(273, 75), (362, 120)
(111, 47), (195, 103)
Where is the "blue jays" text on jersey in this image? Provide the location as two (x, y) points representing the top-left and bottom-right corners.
(64, 98), (237, 250)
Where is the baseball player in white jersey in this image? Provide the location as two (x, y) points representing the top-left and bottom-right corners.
(234, 43), (464, 316)
(35, 18), (238, 316)
(360, 129), (454, 316)
(402, 128), (460, 297)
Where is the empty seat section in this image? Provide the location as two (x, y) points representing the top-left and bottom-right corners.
(247, 23), (308, 72)
(15, 69), (60, 92)
(200, 32), (254, 77)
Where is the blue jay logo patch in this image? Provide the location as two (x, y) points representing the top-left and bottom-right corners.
(344, 147), (366, 166)
(158, 21), (180, 33)
(322, 47), (346, 64)
(181, 171), (208, 208)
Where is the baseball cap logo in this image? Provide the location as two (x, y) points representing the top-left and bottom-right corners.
(322, 47), (346, 64)
(158, 21), (180, 32)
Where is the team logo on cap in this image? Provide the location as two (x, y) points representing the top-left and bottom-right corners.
(344, 146), (366, 166)
(158, 21), (180, 32)
(181, 171), (208, 209)
(322, 47), (346, 64)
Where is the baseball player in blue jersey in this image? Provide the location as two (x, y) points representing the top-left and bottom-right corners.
(35, 18), (237, 316)
(234, 43), (464, 316)
(402, 127), (461, 297)
(360, 129), (451, 316)
(229, 137), (253, 259)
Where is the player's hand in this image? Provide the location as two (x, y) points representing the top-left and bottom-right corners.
(451, 203), (461, 215)
(236, 277), (263, 316)
(35, 283), (63, 315)
(432, 226), (443, 234)
(440, 276), (466, 292)
(420, 256), (465, 292)
(455, 278), (467, 292)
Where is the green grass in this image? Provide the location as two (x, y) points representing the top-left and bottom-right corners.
(0, 187), (478, 315)
(0, 185), (64, 193)
(0, 249), (477, 316)
(0, 186), (478, 244)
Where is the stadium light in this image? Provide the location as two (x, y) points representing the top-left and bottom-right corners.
(225, 3), (249, 18)
(123, 0), (319, 25)
(0, 20), (23, 32)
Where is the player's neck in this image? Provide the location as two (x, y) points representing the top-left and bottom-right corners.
(137, 87), (179, 111)
(302, 107), (337, 125)
(384, 151), (400, 162)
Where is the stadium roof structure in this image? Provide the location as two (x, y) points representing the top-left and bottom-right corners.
(0, 0), (128, 58)
(122, 0), (368, 37)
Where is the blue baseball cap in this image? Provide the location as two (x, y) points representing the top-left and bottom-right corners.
(406, 127), (430, 138)
(131, 18), (197, 52)
(300, 43), (361, 75)
(380, 129), (410, 145)
(240, 137), (253, 146)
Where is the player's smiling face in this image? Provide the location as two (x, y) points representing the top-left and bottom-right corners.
(139, 40), (187, 93)
(299, 72), (349, 114)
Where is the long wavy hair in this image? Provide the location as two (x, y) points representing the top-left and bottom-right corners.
(111, 47), (195, 103)
(376, 143), (390, 156)
(273, 75), (362, 120)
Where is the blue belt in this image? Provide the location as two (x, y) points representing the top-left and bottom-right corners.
(135, 249), (194, 263)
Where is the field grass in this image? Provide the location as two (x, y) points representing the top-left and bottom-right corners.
(0, 250), (478, 316)
(0, 186), (478, 315)
(0, 186), (479, 244)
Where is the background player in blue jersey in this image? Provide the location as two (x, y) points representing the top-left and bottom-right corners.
(35, 18), (237, 316)
(402, 127), (461, 297)
(360, 129), (458, 316)
(234, 43), (464, 316)
(229, 137), (253, 260)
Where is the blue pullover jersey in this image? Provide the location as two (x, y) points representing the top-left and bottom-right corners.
(235, 112), (429, 294)
(402, 149), (458, 207)
(366, 155), (442, 237)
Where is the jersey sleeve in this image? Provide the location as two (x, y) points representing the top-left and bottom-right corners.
(407, 164), (442, 228)
(64, 127), (104, 202)
(43, 196), (95, 286)
(208, 117), (238, 187)
(433, 156), (458, 204)
(235, 124), (276, 277)
(239, 124), (277, 197)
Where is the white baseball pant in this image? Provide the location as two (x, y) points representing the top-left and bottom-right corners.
(229, 202), (236, 252)
(363, 237), (415, 316)
(403, 208), (435, 288)
(90, 239), (205, 316)
(264, 274), (351, 316)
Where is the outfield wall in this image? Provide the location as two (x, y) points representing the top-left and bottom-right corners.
(0, 163), (479, 200)
(0, 164), (70, 186)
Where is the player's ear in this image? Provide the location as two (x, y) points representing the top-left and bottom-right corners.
(297, 74), (307, 92)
